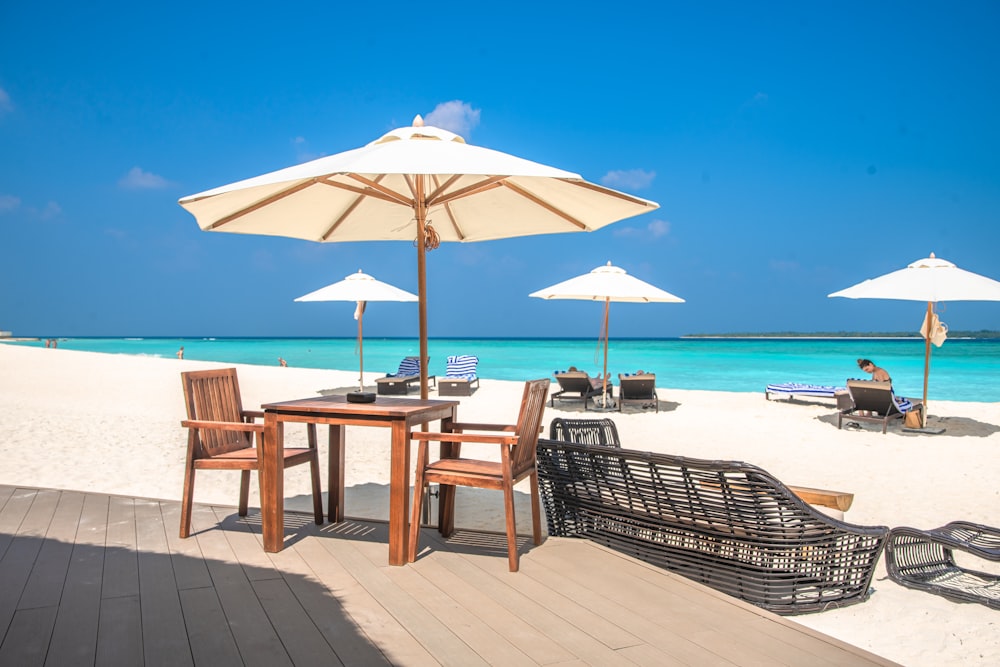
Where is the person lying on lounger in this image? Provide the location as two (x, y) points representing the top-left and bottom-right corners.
(857, 358), (891, 383)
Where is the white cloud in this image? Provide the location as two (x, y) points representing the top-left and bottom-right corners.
(0, 87), (11, 114)
(600, 169), (656, 191)
(647, 219), (671, 237)
(425, 100), (481, 139)
(119, 166), (170, 190)
(0, 194), (20, 212)
(39, 201), (62, 220)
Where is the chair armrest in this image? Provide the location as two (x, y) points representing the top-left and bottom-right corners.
(242, 410), (265, 421)
(181, 419), (263, 433)
(787, 485), (854, 511)
(411, 431), (518, 446)
(448, 422), (516, 432)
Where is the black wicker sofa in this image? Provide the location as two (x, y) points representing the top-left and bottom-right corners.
(535, 439), (889, 614)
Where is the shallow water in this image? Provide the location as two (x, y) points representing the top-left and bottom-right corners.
(13, 336), (1000, 402)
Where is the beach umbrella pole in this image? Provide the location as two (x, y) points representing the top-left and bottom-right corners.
(358, 306), (365, 392)
(601, 298), (610, 403)
(416, 175), (430, 401)
(922, 301), (932, 427)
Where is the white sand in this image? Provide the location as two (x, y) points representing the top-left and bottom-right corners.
(1, 344), (997, 666)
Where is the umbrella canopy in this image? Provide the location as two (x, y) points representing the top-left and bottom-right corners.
(530, 262), (684, 402)
(829, 252), (1000, 425)
(295, 270), (417, 395)
(180, 116), (659, 398)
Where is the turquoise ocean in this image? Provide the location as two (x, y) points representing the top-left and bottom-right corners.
(11, 336), (1000, 403)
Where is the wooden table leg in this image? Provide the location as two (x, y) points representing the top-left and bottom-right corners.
(261, 414), (284, 553)
(328, 424), (345, 523)
(388, 419), (409, 566)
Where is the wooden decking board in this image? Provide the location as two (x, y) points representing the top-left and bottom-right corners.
(0, 605), (57, 667)
(0, 488), (900, 667)
(134, 499), (195, 666)
(250, 577), (344, 666)
(194, 517), (294, 667)
(96, 594), (143, 667)
(177, 586), (245, 666)
(409, 550), (577, 665)
(316, 530), (484, 666)
(424, 547), (638, 667)
(102, 496), (139, 601)
(44, 493), (109, 667)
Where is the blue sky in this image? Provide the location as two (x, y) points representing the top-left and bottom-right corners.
(2, 1), (999, 339)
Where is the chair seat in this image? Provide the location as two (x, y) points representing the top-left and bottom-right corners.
(193, 447), (316, 468)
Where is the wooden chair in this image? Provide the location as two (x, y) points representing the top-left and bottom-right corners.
(408, 378), (550, 571)
(179, 368), (323, 538)
(617, 373), (659, 412)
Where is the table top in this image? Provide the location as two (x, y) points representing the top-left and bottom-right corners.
(262, 394), (459, 417)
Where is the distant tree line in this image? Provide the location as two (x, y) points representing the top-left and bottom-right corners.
(682, 330), (1000, 339)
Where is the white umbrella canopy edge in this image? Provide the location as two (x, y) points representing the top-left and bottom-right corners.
(295, 270), (418, 396)
(828, 252), (1000, 427)
(179, 116), (660, 399)
(530, 262), (684, 403)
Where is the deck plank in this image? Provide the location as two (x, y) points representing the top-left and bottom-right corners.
(0, 488), (901, 667)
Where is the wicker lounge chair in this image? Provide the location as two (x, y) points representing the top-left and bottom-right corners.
(884, 521), (1000, 610)
(438, 354), (479, 396)
(838, 379), (922, 434)
(549, 417), (621, 447)
(550, 370), (609, 410)
(375, 356), (436, 395)
(617, 373), (659, 412)
(535, 439), (888, 614)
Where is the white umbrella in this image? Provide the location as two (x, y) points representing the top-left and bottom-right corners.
(180, 116), (659, 398)
(296, 270), (417, 401)
(829, 252), (1000, 425)
(530, 262), (684, 403)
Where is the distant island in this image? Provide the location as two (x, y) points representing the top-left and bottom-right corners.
(682, 330), (1000, 339)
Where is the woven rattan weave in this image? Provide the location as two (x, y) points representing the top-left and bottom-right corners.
(885, 521), (1000, 610)
(535, 439), (888, 614)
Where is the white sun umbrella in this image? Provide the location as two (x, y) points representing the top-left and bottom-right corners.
(829, 252), (1000, 426)
(179, 116), (658, 399)
(296, 270), (417, 402)
(530, 262), (684, 403)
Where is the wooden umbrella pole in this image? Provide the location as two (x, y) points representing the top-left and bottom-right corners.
(922, 301), (933, 428)
(601, 298), (610, 401)
(357, 307), (364, 392)
(415, 175), (430, 401)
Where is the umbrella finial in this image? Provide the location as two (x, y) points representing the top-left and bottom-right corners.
(929, 252), (936, 258)
(413, 115), (424, 127)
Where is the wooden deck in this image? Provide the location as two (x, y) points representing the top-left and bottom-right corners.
(0, 484), (899, 666)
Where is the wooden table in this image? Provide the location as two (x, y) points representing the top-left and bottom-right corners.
(260, 395), (458, 564)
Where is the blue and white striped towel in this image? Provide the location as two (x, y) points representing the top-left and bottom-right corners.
(445, 355), (479, 380)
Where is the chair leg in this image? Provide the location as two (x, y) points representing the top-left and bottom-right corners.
(529, 471), (542, 546)
(180, 467), (195, 538)
(238, 470), (251, 516)
(502, 481), (519, 572)
(408, 444), (429, 563)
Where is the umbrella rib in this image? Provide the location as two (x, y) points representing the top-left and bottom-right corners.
(564, 178), (657, 207)
(426, 175), (466, 241)
(317, 175), (414, 207)
(500, 180), (588, 230)
(428, 176), (507, 207)
(319, 193), (367, 242)
(205, 179), (316, 230)
(426, 174), (462, 202)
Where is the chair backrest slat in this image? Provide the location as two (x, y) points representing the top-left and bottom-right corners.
(549, 417), (622, 447)
(181, 368), (252, 459)
(512, 379), (550, 473)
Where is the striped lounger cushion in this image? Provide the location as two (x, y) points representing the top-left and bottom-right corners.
(445, 355), (478, 380)
(766, 382), (845, 399)
(391, 357), (420, 377)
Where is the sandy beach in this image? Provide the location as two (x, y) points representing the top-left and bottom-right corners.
(1, 344), (997, 666)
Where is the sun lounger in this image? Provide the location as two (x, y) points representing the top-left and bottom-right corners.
(550, 370), (609, 410)
(375, 356), (436, 395)
(438, 354), (479, 396)
(765, 382), (846, 401)
(838, 379), (922, 434)
(617, 373), (659, 412)
(885, 521), (1000, 610)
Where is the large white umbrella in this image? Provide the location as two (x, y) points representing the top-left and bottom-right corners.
(295, 270), (417, 401)
(529, 262), (684, 403)
(829, 252), (1000, 425)
(179, 116), (659, 398)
